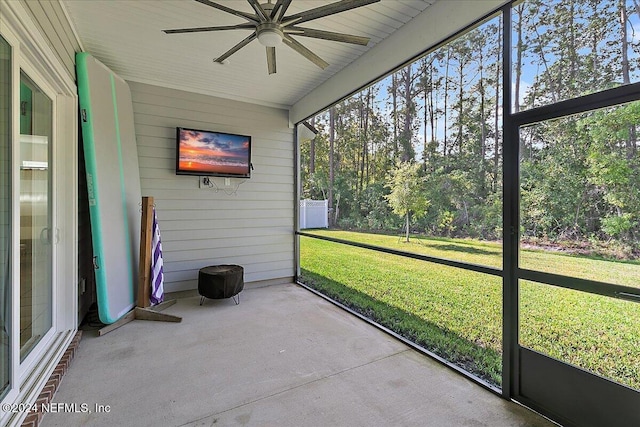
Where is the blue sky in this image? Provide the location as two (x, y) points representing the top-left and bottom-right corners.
(313, 0), (640, 162)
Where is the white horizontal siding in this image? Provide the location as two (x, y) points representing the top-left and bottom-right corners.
(129, 81), (295, 293)
(20, 0), (80, 82)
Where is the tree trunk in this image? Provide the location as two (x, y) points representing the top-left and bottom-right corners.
(514, 3), (524, 113)
(329, 106), (335, 226)
(429, 61), (438, 172)
(405, 212), (410, 242)
(309, 116), (315, 174)
(457, 57), (464, 155)
(619, 0), (637, 159)
(493, 18), (501, 192)
(358, 92), (364, 196)
(402, 65), (413, 162)
(403, 64), (424, 162)
(423, 83), (428, 170)
(568, 0), (577, 85)
(533, 20), (558, 104)
(443, 46), (451, 162)
(392, 73), (398, 160)
(362, 89), (370, 190)
(479, 47), (487, 197)
(591, 2), (598, 89)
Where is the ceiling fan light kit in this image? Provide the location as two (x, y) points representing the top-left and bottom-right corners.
(163, 0), (381, 74)
(257, 23), (284, 47)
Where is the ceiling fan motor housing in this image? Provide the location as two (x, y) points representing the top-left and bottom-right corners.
(257, 22), (284, 47)
(163, 0), (380, 73)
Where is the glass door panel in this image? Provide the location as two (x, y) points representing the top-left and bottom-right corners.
(19, 72), (52, 361)
(0, 35), (11, 397)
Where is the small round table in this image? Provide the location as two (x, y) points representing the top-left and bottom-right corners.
(198, 265), (244, 305)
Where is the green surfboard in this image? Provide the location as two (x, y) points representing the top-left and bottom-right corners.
(76, 52), (141, 324)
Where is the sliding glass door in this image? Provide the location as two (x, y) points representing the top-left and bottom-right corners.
(18, 71), (53, 361)
(0, 3), (77, 422)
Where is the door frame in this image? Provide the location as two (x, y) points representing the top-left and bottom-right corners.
(501, 9), (640, 420)
(0, 2), (77, 424)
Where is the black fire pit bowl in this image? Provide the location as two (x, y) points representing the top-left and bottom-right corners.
(198, 264), (244, 305)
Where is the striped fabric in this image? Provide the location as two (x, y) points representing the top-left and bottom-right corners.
(150, 207), (164, 305)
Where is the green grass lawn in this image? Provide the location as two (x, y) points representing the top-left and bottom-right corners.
(299, 230), (640, 390)
(303, 229), (640, 288)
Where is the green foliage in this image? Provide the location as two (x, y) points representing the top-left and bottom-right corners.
(384, 161), (429, 241)
(601, 214), (635, 239)
(579, 103), (640, 243)
(360, 183), (399, 230)
(384, 161), (429, 218)
(300, 0), (639, 256)
(437, 210), (455, 236)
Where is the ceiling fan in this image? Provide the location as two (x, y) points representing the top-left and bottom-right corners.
(163, 0), (381, 74)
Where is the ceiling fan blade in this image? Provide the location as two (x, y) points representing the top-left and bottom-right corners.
(270, 0), (293, 21)
(285, 27), (370, 46)
(282, 34), (329, 69)
(283, 0), (380, 26)
(266, 47), (276, 74)
(246, 0), (269, 22)
(163, 24), (255, 34)
(214, 33), (257, 63)
(194, 0), (259, 23)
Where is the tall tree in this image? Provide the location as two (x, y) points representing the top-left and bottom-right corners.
(418, 53), (441, 172)
(390, 73), (399, 160)
(309, 117), (316, 174)
(443, 45), (451, 163)
(514, 2), (525, 113)
(619, 0), (638, 160)
(329, 106), (335, 225)
(493, 17), (502, 192)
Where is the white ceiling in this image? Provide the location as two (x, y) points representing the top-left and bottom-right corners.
(62, 0), (435, 110)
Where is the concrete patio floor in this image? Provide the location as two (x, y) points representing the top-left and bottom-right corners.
(43, 283), (555, 427)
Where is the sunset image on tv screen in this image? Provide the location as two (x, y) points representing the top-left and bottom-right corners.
(178, 129), (250, 176)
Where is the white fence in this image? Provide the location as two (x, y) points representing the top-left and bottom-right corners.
(299, 199), (329, 229)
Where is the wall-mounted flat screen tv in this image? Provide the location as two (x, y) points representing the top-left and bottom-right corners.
(176, 127), (251, 178)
